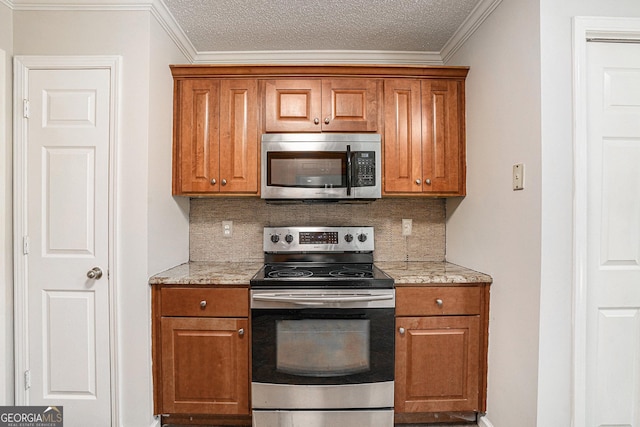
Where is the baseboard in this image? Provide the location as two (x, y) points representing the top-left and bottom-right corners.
(478, 414), (494, 427)
(149, 416), (161, 427)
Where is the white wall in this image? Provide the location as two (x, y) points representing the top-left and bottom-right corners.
(13, 9), (189, 426)
(445, 0), (543, 425)
(0, 1), (13, 406)
(148, 16), (189, 275)
(537, 2), (640, 426)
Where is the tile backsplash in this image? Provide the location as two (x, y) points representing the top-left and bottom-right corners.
(190, 198), (445, 262)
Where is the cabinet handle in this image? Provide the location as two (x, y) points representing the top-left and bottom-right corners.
(238, 328), (245, 336)
(221, 179), (227, 186)
(435, 298), (443, 307)
(398, 327), (405, 335)
(425, 179), (432, 185)
(200, 300), (207, 309)
(324, 117), (330, 125)
(415, 179), (421, 185)
(210, 178), (216, 185)
(314, 118), (320, 125)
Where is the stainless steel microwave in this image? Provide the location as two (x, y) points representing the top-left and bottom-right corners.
(261, 133), (382, 201)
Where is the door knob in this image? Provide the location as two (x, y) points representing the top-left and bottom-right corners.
(86, 267), (103, 280)
(324, 117), (330, 124)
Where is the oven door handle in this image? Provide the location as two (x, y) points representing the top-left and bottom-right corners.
(252, 293), (394, 305)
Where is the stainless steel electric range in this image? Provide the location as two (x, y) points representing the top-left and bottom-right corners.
(250, 226), (395, 427)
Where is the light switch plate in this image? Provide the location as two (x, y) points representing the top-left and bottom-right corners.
(513, 164), (524, 190)
(402, 219), (412, 236)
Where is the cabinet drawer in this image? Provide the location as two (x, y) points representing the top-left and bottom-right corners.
(160, 287), (248, 317)
(396, 286), (480, 316)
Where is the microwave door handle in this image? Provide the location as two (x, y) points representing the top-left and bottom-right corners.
(346, 145), (352, 196)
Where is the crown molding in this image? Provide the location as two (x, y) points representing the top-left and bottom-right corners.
(150, 0), (196, 62)
(3, 0), (501, 65)
(193, 50), (444, 65)
(440, 0), (503, 63)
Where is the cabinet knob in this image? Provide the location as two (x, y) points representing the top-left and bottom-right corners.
(200, 300), (207, 309)
(324, 117), (330, 125)
(210, 178), (216, 185)
(425, 179), (432, 185)
(415, 179), (421, 185)
(221, 179), (227, 186)
(314, 118), (320, 125)
(238, 328), (245, 336)
(398, 327), (405, 335)
(435, 298), (443, 307)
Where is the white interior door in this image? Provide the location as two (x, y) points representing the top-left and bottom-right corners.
(586, 41), (640, 427)
(20, 65), (113, 425)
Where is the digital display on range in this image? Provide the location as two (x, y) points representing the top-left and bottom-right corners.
(299, 231), (339, 245)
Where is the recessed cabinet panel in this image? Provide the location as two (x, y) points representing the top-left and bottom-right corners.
(265, 79), (379, 132)
(422, 80), (464, 195)
(264, 80), (322, 132)
(383, 79), (422, 193)
(161, 317), (249, 414)
(219, 80), (259, 193)
(176, 79), (220, 194)
(395, 316), (480, 413)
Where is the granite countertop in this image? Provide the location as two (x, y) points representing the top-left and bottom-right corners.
(149, 261), (491, 286)
(149, 262), (263, 285)
(376, 261), (492, 285)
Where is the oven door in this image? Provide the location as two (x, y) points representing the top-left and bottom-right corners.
(251, 289), (394, 410)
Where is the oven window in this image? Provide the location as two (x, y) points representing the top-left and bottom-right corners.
(252, 308), (394, 386)
(267, 152), (346, 188)
(276, 319), (369, 377)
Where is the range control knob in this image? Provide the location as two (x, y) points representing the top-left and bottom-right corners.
(344, 233), (354, 243)
(357, 233), (368, 243)
(270, 234), (280, 243)
(285, 234), (294, 243)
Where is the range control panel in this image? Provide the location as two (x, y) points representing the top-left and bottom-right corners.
(264, 226), (374, 252)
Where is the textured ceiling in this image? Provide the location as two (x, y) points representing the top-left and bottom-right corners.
(163, 0), (481, 53)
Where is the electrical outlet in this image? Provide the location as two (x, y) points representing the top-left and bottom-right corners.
(222, 221), (233, 237)
(513, 163), (525, 190)
(402, 219), (412, 236)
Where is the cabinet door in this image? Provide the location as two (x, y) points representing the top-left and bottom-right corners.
(219, 79), (259, 193)
(421, 80), (465, 195)
(161, 317), (249, 415)
(395, 316), (480, 413)
(321, 79), (379, 132)
(264, 79), (322, 132)
(175, 79), (220, 194)
(383, 79), (422, 193)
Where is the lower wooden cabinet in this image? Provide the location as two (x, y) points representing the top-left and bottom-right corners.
(152, 286), (250, 420)
(394, 284), (490, 422)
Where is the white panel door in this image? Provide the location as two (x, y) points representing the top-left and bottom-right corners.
(586, 42), (640, 427)
(26, 68), (111, 425)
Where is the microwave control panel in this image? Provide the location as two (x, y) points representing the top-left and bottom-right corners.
(353, 152), (376, 187)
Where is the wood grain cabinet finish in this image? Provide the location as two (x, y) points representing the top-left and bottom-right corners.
(152, 286), (250, 419)
(394, 285), (490, 422)
(264, 78), (380, 132)
(173, 79), (258, 195)
(170, 65), (468, 198)
(383, 79), (466, 196)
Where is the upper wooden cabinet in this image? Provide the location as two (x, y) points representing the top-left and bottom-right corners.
(173, 78), (259, 195)
(383, 79), (466, 196)
(264, 78), (380, 132)
(170, 65), (468, 197)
